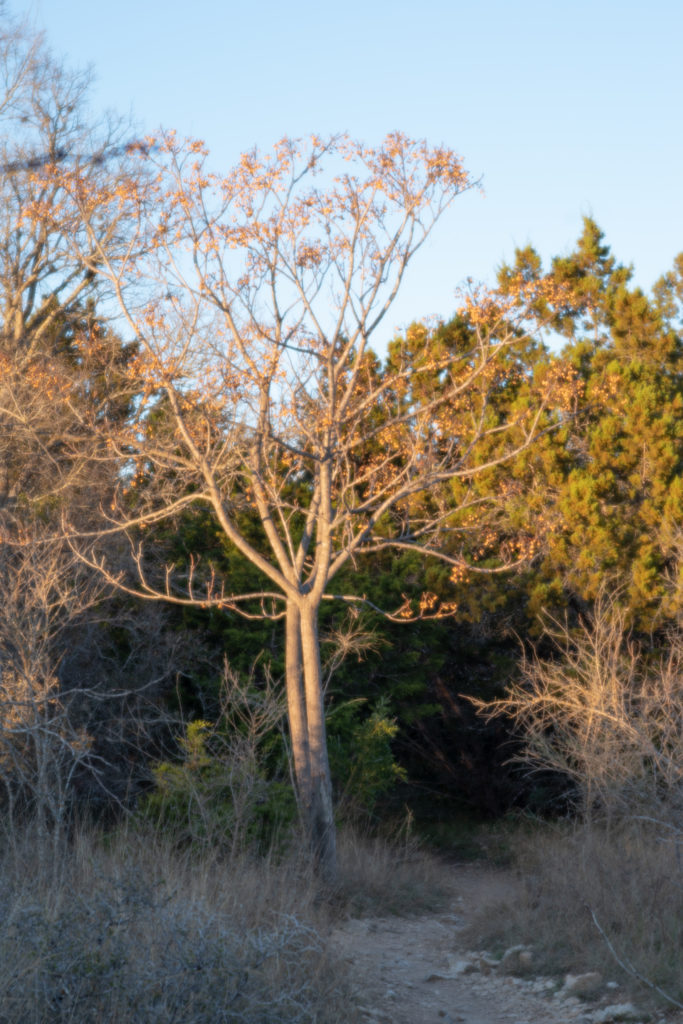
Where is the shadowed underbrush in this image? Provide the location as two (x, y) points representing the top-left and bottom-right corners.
(0, 821), (451, 1023)
(0, 827), (355, 1024)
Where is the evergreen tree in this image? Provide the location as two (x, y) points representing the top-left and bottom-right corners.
(508, 220), (683, 627)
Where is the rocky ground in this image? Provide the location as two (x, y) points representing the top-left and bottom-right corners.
(329, 864), (683, 1024)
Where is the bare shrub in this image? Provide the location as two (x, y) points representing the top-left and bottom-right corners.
(0, 540), (109, 865)
(469, 596), (683, 1008)
(479, 595), (683, 826)
(0, 534), (184, 872)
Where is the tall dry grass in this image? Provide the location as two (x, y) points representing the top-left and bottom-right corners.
(463, 819), (683, 1009)
(334, 823), (452, 916)
(0, 825), (356, 1024)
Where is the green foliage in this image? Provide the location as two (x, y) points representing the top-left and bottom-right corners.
(141, 671), (297, 852)
(327, 697), (407, 820)
(491, 218), (683, 629)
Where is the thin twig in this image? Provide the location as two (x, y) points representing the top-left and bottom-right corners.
(587, 905), (683, 1009)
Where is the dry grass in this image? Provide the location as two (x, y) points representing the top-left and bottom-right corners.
(0, 825), (357, 1024)
(0, 819), (453, 1022)
(333, 825), (452, 917)
(463, 819), (683, 1009)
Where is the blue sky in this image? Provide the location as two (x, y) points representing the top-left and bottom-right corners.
(17, 0), (683, 349)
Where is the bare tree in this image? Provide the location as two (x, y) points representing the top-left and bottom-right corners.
(0, 14), (150, 517)
(65, 132), (572, 878)
(0, 20), (146, 343)
(0, 18), (168, 858)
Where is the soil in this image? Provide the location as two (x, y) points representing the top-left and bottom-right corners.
(329, 864), (683, 1024)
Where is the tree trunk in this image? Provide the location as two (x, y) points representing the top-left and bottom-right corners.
(298, 599), (337, 882)
(284, 600), (311, 822)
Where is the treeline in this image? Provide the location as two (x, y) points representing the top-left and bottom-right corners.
(0, 17), (681, 861)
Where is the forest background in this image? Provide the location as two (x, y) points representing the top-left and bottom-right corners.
(0, 2), (681, 846)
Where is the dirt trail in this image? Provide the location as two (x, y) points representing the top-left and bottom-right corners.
(329, 864), (681, 1024)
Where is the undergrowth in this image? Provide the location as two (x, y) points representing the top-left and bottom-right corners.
(463, 818), (683, 1009)
(0, 818), (451, 1023)
(0, 826), (353, 1024)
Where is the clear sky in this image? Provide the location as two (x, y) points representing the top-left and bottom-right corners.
(15, 0), (683, 349)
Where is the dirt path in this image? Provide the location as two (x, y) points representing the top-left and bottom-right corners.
(329, 864), (680, 1024)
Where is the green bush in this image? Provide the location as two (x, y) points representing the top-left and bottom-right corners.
(141, 668), (296, 853)
(327, 696), (406, 821)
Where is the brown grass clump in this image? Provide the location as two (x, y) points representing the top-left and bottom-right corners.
(0, 825), (356, 1023)
(333, 824), (452, 917)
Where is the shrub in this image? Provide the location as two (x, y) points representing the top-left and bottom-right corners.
(478, 595), (683, 826)
(0, 826), (355, 1023)
(327, 696), (406, 822)
(141, 664), (296, 854)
